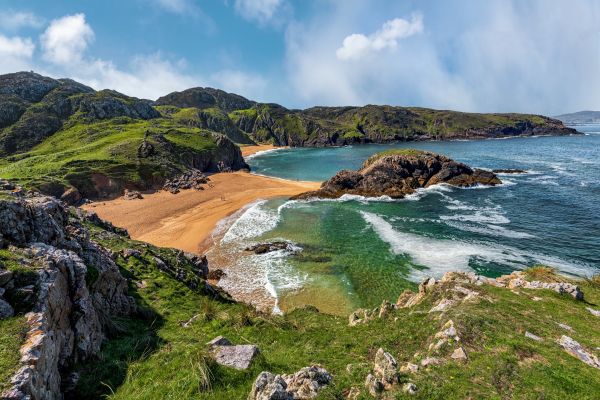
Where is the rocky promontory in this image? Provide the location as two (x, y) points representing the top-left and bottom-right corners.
(293, 149), (501, 200)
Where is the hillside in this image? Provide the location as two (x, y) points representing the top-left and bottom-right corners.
(554, 111), (600, 125)
(0, 72), (249, 200)
(0, 71), (578, 200)
(1, 185), (599, 399)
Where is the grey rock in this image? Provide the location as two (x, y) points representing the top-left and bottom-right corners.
(123, 189), (143, 200)
(403, 382), (417, 395)
(451, 347), (468, 361)
(373, 348), (398, 387)
(248, 372), (291, 400)
(586, 307), (600, 317)
(248, 366), (332, 400)
(525, 331), (542, 341)
(0, 297), (14, 319)
(207, 335), (232, 347)
(0, 269), (13, 286)
(558, 335), (600, 369)
(213, 344), (259, 370)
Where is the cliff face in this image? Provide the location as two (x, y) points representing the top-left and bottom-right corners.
(293, 149), (501, 199)
(0, 187), (136, 400)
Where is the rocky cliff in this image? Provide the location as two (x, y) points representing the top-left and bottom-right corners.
(293, 149), (501, 199)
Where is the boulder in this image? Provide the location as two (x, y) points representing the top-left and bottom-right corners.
(248, 366), (332, 400)
(373, 348), (399, 388)
(163, 169), (209, 193)
(558, 335), (600, 369)
(451, 347), (468, 361)
(245, 241), (296, 255)
(292, 150), (501, 200)
(213, 344), (259, 370)
(123, 189), (143, 200)
(0, 297), (14, 319)
(0, 269), (13, 286)
(207, 335), (232, 347)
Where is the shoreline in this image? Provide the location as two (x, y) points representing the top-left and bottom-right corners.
(82, 171), (320, 254)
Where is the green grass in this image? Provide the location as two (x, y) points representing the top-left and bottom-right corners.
(0, 316), (27, 393)
(67, 224), (600, 400)
(363, 148), (428, 168)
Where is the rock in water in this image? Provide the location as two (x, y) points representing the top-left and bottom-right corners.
(292, 149), (501, 200)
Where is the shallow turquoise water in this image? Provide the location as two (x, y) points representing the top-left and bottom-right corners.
(212, 127), (600, 315)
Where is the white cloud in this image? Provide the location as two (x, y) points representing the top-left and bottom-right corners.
(40, 14), (94, 65)
(234, 0), (284, 25)
(336, 14), (423, 60)
(0, 34), (35, 73)
(0, 11), (44, 31)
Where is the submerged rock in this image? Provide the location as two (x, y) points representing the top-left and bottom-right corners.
(292, 150), (501, 200)
(492, 168), (526, 174)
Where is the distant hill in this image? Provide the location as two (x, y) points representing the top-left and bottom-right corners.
(554, 111), (600, 125)
(0, 71), (579, 199)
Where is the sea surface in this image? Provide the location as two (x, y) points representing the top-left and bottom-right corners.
(209, 126), (600, 315)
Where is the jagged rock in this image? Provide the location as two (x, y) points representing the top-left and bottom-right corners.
(0, 297), (14, 319)
(123, 189), (143, 200)
(364, 374), (384, 397)
(586, 307), (600, 317)
(525, 331), (542, 341)
(373, 348), (399, 388)
(292, 150), (502, 200)
(451, 347), (468, 361)
(213, 344), (260, 370)
(162, 169), (209, 193)
(183, 252), (209, 280)
(403, 382), (417, 395)
(122, 248), (141, 259)
(346, 386), (361, 399)
(497, 271), (584, 300)
(348, 308), (376, 326)
(207, 268), (225, 281)
(557, 323), (573, 331)
(245, 241), (296, 255)
(137, 139), (154, 158)
(248, 372), (290, 400)
(282, 365), (332, 399)
(378, 300), (394, 318)
(248, 366), (332, 400)
(429, 298), (456, 313)
(0, 269), (13, 286)
(558, 335), (600, 369)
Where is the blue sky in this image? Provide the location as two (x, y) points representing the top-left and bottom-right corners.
(0, 0), (599, 115)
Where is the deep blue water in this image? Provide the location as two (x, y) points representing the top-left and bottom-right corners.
(213, 127), (600, 315)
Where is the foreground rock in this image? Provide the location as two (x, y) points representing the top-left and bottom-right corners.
(292, 150), (501, 200)
(208, 336), (259, 370)
(0, 190), (137, 400)
(558, 336), (600, 369)
(248, 365), (332, 400)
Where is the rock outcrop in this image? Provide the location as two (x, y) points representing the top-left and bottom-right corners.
(293, 150), (502, 200)
(207, 336), (260, 370)
(248, 365), (332, 400)
(162, 169), (209, 194)
(0, 188), (136, 400)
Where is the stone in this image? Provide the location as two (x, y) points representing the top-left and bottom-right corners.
(282, 365), (332, 399)
(0, 269), (13, 286)
(245, 241), (297, 255)
(346, 386), (361, 400)
(59, 188), (82, 205)
(399, 362), (419, 373)
(403, 382), (418, 395)
(525, 331), (542, 341)
(163, 169), (209, 193)
(123, 189), (143, 200)
(373, 348), (398, 387)
(558, 335), (600, 369)
(213, 344), (259, 370)
(248, 366), (332, 400)
(429, 298), (455, 313)
(364, 374), (384, 397)
(0, 297), (14, 319)
(451, 347), (468, 361)
(348, 308), (375, 326)
(586, 307), (600, 317)
(248, 372), (291, 400)
(378, 299), (394, 318)
(557, 323), (573, 331)
(492, 168), (526, 174)
(420, 357), (441, 367)
(122, 248), (141, 259)
(207, 335), (232, 347)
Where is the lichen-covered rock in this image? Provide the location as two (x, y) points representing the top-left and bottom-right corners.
(293, 150), (502, 200)
(558, 335), (600, 369)
(213, 344), (260, 370)
(248, 366), (332, 400)
(373, 348), (399, 388)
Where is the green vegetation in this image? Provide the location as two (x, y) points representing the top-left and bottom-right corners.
(0, 316), (27, 393)
(363, 148), (428, 168)
(57, 225), (600, 399)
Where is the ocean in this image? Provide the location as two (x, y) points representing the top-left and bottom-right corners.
(208, 126), (600, 315)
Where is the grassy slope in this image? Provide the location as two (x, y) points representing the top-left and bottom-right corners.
(67, 225), (600, 400)
(0, 316), (27, 393)
(0, 114), (217, 194)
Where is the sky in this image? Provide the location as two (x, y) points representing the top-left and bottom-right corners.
(0, 0), (599, 115)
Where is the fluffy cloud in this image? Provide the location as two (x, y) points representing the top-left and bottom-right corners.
(336, 14), (423, 60)
(234, 0), (284, 24)
(0, 11), (44, 31)
(40, 14), (94, 65)
(283, 0), (600, 115)
(0, 34), (35, 72)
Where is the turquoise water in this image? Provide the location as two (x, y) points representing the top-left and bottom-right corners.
(212, 127), (600, 315)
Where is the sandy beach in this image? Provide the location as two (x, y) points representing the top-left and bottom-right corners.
(82, 171), (319, 254)
(240, 143), (285, 157)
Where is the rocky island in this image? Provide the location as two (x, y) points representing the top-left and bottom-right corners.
(293, 149), (501, 200)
